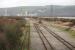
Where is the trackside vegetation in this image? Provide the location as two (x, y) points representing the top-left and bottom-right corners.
(0, 17), (30, 50)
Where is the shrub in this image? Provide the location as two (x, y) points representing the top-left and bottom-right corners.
(0, 18), (26, 50)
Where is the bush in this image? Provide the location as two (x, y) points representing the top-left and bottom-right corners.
(0, 19), (26, 50)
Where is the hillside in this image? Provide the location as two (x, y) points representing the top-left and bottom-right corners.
(0, 5), (75, 17)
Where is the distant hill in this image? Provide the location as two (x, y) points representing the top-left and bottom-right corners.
(0, 5), (75, 17)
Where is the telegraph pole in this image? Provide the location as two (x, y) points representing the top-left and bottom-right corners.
(4, 8), (7, 16)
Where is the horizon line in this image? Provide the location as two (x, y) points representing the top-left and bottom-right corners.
(0, 5), (75, 8)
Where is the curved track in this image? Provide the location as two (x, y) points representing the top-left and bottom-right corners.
(34, 23), (54, 50)
(40, 23), (75, 50)
(21, 29), (30, 50)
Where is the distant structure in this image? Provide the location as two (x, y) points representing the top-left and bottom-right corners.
(4, 9), (8, 16)
(17, 11), (28, 16)
(17, 11), (37, 16)
(25, 11), (37, 16)
(25, 11), (28, 16)
(29, 13), (37, 16)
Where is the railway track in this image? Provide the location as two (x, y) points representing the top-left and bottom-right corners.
(28, 27), (30, 50)
(34, 23), (54, 50)
(40, 24), (75, 50)
(25, 31), (30, 50)
(21, 28), (30, 50)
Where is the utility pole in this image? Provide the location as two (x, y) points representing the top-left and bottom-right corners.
(4, 8), (7, 16)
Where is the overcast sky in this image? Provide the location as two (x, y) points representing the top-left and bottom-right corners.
(0, 0), (75, 8)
